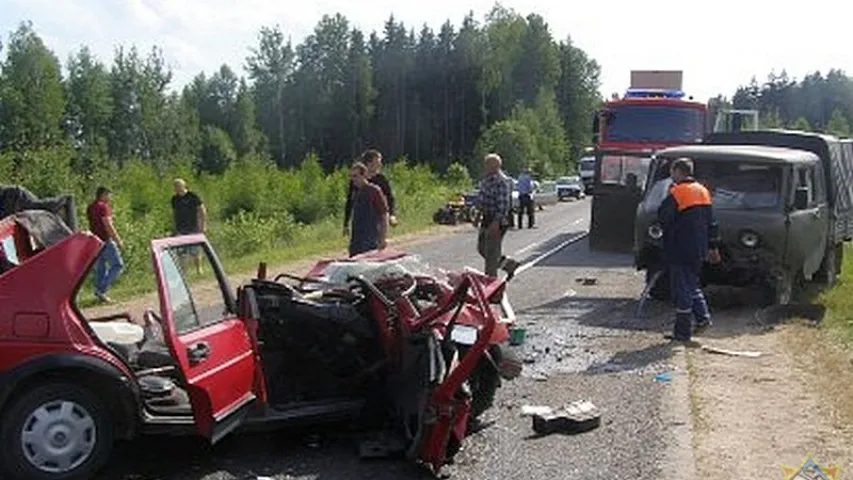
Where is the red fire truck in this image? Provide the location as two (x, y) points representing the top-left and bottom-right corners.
(588, 70), (709, 252)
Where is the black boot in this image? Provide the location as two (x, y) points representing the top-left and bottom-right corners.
(672, 312), (693, 342)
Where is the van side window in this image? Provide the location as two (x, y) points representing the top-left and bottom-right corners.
(796, 167), (815, 207)
(810, 164), (826, 204)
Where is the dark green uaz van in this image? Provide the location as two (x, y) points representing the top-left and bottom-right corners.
(635, 131), (853, 305)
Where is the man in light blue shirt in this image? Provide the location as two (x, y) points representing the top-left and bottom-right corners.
(516, 168), (535, 228)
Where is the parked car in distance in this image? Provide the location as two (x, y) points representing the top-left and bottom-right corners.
(556, 176), (586, 200)
(579, 156), (596, 193)
(511, 179), (558, 212)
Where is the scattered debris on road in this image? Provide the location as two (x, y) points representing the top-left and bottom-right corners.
(701, 344), (763, 358)
(521, 405), (554, 417)
(576, 277), (598, 286)
(529, 400), (601, 436)
(653, 371), (673, 382)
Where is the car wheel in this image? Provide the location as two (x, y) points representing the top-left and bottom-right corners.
(468, 358), (501, 420)
(762, 270), (797, 307)
(0, 383), (114, 480)
(815, 243), (839, 287)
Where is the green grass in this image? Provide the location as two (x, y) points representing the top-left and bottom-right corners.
(816, 244), (853, 347)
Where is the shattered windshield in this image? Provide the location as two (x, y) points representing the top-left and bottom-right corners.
(645, 159), (783, 211)
(318, 255), (447, 286)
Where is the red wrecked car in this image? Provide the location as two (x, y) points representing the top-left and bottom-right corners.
(0, 210), (520, 480)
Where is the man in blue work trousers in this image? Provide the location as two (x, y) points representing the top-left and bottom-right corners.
(658, 158), (720, 342)
(516, 167), (535, 229)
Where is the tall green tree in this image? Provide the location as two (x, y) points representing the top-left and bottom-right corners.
(246, 26), (295, 166)
(65, 46), (113, 172)
(0, 22), (66, 151)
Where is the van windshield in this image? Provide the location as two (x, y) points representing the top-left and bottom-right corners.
(645, 159), (783, 211)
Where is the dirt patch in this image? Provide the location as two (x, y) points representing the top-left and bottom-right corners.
(689, 313), (853, 478)
(82, 223), (468, 321)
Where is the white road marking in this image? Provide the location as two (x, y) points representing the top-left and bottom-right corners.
(515, 242), (541, 255)
(515, 231), (589, 277)
(513, 219), (586, 256)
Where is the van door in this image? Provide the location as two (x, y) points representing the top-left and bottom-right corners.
(589, 151), (649, 252)
(151, 235), (258, 443)
(786, 165), (826, 278)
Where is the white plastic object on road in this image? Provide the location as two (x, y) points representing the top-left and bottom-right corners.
(521, 405), (553, 417)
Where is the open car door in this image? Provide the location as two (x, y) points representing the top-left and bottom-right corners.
(151, 234), (258, 443)
(589, 151), (650, 252)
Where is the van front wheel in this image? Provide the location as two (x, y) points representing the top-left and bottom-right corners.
(815, 243), (840, 287)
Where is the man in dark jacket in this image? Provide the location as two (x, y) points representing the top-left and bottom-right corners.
(658, 158), (720, 342)
(348, 162), (390, 257)
(344, 149), (396, 236)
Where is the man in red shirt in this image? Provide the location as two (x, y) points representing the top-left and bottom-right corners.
(86, 186), (125, 303)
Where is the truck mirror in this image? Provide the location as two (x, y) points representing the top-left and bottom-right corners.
(794, 187), (810, 210)
(591, 112), (600, 144)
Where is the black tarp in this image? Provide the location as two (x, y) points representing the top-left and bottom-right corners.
(13, 210), (74, 248)
(0, 185), (77, 231)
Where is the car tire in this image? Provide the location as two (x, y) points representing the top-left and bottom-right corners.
(815, 243), (840, 287)
(762, 270), (799, 307)
(0, 382), (114, 480)
(467, 344), (512, 420)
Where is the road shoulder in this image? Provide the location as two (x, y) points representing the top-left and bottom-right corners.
(688, 312), (853, 478)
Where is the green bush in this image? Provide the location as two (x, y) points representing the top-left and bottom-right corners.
(6, 146), (452, 300)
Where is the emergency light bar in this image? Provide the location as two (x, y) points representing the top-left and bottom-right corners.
(624, 88), (685, 99)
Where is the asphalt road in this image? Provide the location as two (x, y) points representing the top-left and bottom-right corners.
(102, 198), (690, 480)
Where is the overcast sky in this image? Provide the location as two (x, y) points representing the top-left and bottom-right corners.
(1, 0), (848, 101)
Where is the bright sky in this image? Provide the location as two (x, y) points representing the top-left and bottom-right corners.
(0, 0), (848, 102)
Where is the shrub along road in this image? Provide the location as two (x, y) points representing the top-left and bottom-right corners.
(103, 198), (699, 480)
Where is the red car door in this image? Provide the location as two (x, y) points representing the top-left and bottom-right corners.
(151, 234), (258, 443)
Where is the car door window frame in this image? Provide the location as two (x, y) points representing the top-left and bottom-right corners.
(810, 162), (827, 205)
(158, 241), (235, 335)
(793, 165), (816, 209)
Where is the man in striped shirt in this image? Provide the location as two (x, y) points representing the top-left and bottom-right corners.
(477, 153), (520, 279)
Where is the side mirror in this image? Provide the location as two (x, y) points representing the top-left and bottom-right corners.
(793, 187), (810, 210)
(592, 112), (600, 144)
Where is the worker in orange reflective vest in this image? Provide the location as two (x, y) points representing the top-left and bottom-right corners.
(658, 158), (721, 342)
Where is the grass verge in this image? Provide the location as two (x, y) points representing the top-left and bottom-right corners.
(815, 244), (853, 347)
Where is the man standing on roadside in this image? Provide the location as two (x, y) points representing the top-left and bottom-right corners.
(477, 153), (520, 279)
(171, 178), (207, 273)
(344, 149), (397, 236)
(87, 186), (124, 303)
(516, 167), (535, 229)
(658, 158), (720, 343)
(348, 162), (390, 257)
